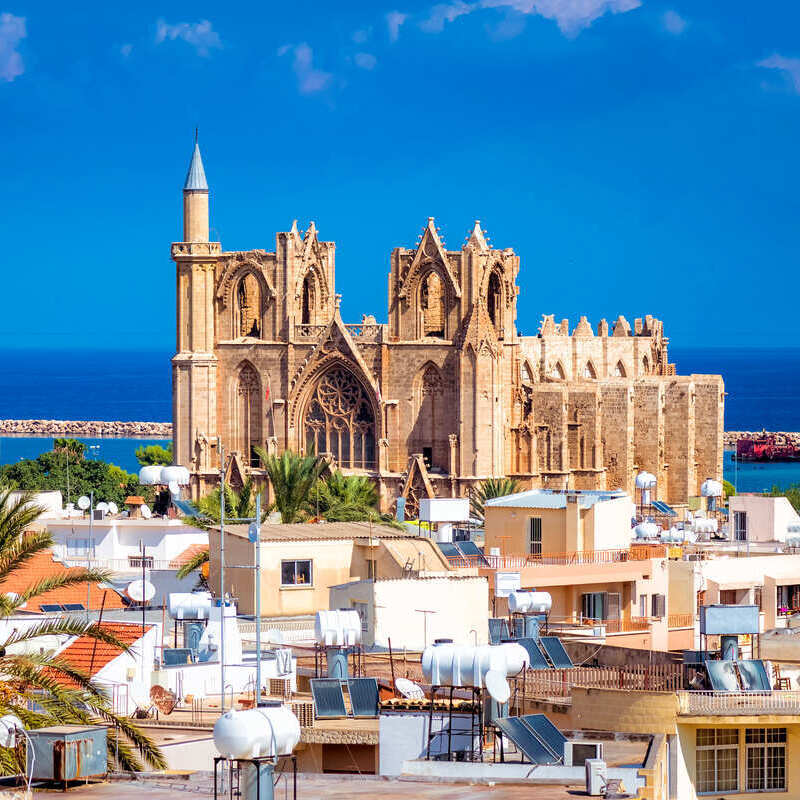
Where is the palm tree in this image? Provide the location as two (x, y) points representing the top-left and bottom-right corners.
(186, 478), (257, 530)
(0, 485), (166, 773)
(470, 477), (522, 524)
(308, 471), (380, 522)
(255, 449), (326, 524)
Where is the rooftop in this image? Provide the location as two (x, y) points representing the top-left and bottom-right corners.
(48, 621), (152, 687)
(220, 520), (423, 542)
(169, 543), (208, 569)
(0, 550), (126, 612)
(485, 488), (628, 510)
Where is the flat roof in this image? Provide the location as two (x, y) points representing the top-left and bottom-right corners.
(486, 488), (628, 510)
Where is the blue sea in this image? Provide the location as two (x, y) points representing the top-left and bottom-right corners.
(0, 346), (799, 486)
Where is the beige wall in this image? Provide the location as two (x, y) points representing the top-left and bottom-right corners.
(484, 495), (634, 556)
(729, 495), (800, 543)
(331, 576), (489, 650)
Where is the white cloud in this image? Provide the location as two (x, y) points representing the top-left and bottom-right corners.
(155, 19), (222, 56)
(758, 54), (800, 94)
(661, 9), (686, 34)
(280, 42), (332, 94)
(120, 43), (133, 58)
(354, 52), (377, 70)
(421, 0), (641, 37)
(421, 1), (473, 33)
(0, 13), (25, 82)
(352, 27), (371, 43)
(386, 10), (408, 42)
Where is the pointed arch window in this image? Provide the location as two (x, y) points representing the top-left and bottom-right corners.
(521, 361), (534, 383)
(550, 361), (566, 380)
(236, 364), (262, 466)
(301, 273), (315, 325)
(488, 272), (502, 331)
(614, 360), (627, 378)
(420, 271), (445, 337)
(642, 354), (650, 374)
(236, 274), (261, 338)
(304, 366), (375, 469)
(583, 361), (597, 379)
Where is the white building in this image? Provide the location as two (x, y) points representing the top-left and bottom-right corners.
(728, 494), (800, 543)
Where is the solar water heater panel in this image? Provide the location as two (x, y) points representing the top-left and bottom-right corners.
(310, 678), (347, 718)
(489, 618), (510, 645)
(437, 542), (463, 561)
(706, 660), (740, 692)
(539, 637), (574, 668)
(347, 678), (380, 717)
(515, 637), (552, 669)
(493, 716), (561, 765)
(737, 660), (771, 692)
(520, 714), (567, 759)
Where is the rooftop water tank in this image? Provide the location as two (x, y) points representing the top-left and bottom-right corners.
(634, 521), (659, 539)
(168, 591), (213, 620)
(213, 705), (301, 760)
(315, 609), (362, 647)
(138, 465), (163, 485)
(421, 641), (529, 701)
(160, 465), (191, 486)
(508, 591), (552, 615)
(635, 471), (656, 489)
(701, 479), (723, 498)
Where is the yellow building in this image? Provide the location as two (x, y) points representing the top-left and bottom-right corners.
(208, 521), (459, 617)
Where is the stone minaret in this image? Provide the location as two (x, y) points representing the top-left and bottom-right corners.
(172, 140), (220, 479)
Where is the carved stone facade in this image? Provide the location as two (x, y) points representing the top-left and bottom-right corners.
(172, 146), (724, 510)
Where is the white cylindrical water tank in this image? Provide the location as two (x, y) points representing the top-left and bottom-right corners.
(635, 471), (656, 489)
(168, 591), (213, 620)
(160, 465), (191, 486)
(633, 521), (659, 540)
(421, 642), (529, 689)
(508, 591), (552, 615)
(701, 479), (723, 498)
(138, 465), (163, 485)
(213, 705), (301, 759)
(315, 609), (362, 647)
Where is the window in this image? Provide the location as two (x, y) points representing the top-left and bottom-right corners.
(66, 538), (95, 556)
(422, 447), (433, 469)
(528, 517), (542, 558)
(734, 510), (748, 542)
(366, 559), (377, 580)
(281, 560), (312, 587)
(582, 592), (605, 621)
(746, 728), (786, 792)
(720, 589), (737, 605)
(640, 594), (648, 618)
(696, 728), (738, 794)
(353, 602), (369, 634)
(651, 593), (666, 618)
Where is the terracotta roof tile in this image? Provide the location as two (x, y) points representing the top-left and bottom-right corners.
(169, 543), (208, 569)
(0, 550), (126, 612)
(125, 496), (145, 505)
(47, 621), (152, 687)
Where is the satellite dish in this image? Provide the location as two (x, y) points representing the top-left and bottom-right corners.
(140, 504), (152, 519)
(77, 496), (90, 511)
(96, 502), (109, 514)
(395, 677), (425, 700)
(127, 580), (156, 603)
(168, 480), (180, 497)
(107, 502), (119, 515)
(484, 669), (511, 704)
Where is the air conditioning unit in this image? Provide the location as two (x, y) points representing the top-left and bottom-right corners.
(585, 758), (607, 796)
(592, 625), (606, 638)
(565, 740), (603, 767)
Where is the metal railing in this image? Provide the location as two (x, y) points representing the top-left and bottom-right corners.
(57, 554), (174, 571)
(667, 613), (695, 629)
(448, 545), (666, 570)
(678, 691), (800, 716)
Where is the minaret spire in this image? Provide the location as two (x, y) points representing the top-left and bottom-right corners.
(182, 135), (209, 241)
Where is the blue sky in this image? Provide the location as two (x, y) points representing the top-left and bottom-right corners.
(1, 1), (799, 350)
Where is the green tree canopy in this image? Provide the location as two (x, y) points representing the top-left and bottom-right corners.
(308, 471), (385, 523)
(723, 479), (736, 499)
(135, 442), (173, 466)
(255, 449), (327, 524)
(470, 477), (521, 524)
(0, 439), (143, 507)
(766, 484), (800, 512)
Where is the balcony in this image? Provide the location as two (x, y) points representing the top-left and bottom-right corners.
(677, 690), (800, 716)
(447, 545), (666, 570)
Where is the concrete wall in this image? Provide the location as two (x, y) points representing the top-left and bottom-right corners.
(570, 687), (678, 735)
(729, 495), (800, 543)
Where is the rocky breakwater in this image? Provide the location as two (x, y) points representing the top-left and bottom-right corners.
(0, 419), (172, 438)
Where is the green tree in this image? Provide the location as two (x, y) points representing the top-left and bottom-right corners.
(0, 485), (165, 773)
(470, 477), (521, 524)
(766, 484), (800, 512)
(0, 439), (142, 507)
(255, 449), (326, 524)
(723, 479), (736, 499)
(308, 471), (381, 522)
(135, 443), (174, 467)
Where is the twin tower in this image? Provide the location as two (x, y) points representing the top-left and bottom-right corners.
(172, 142), (724, 512)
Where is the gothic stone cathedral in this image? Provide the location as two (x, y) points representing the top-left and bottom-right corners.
(172, 144), (724, 513)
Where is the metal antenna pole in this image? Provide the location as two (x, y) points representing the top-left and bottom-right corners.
(87, 490), (93, 620)
(219, 439), (226, 711)
(255, 492), (262, 705)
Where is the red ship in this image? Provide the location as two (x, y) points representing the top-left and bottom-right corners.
(736, 434), (800, 462)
